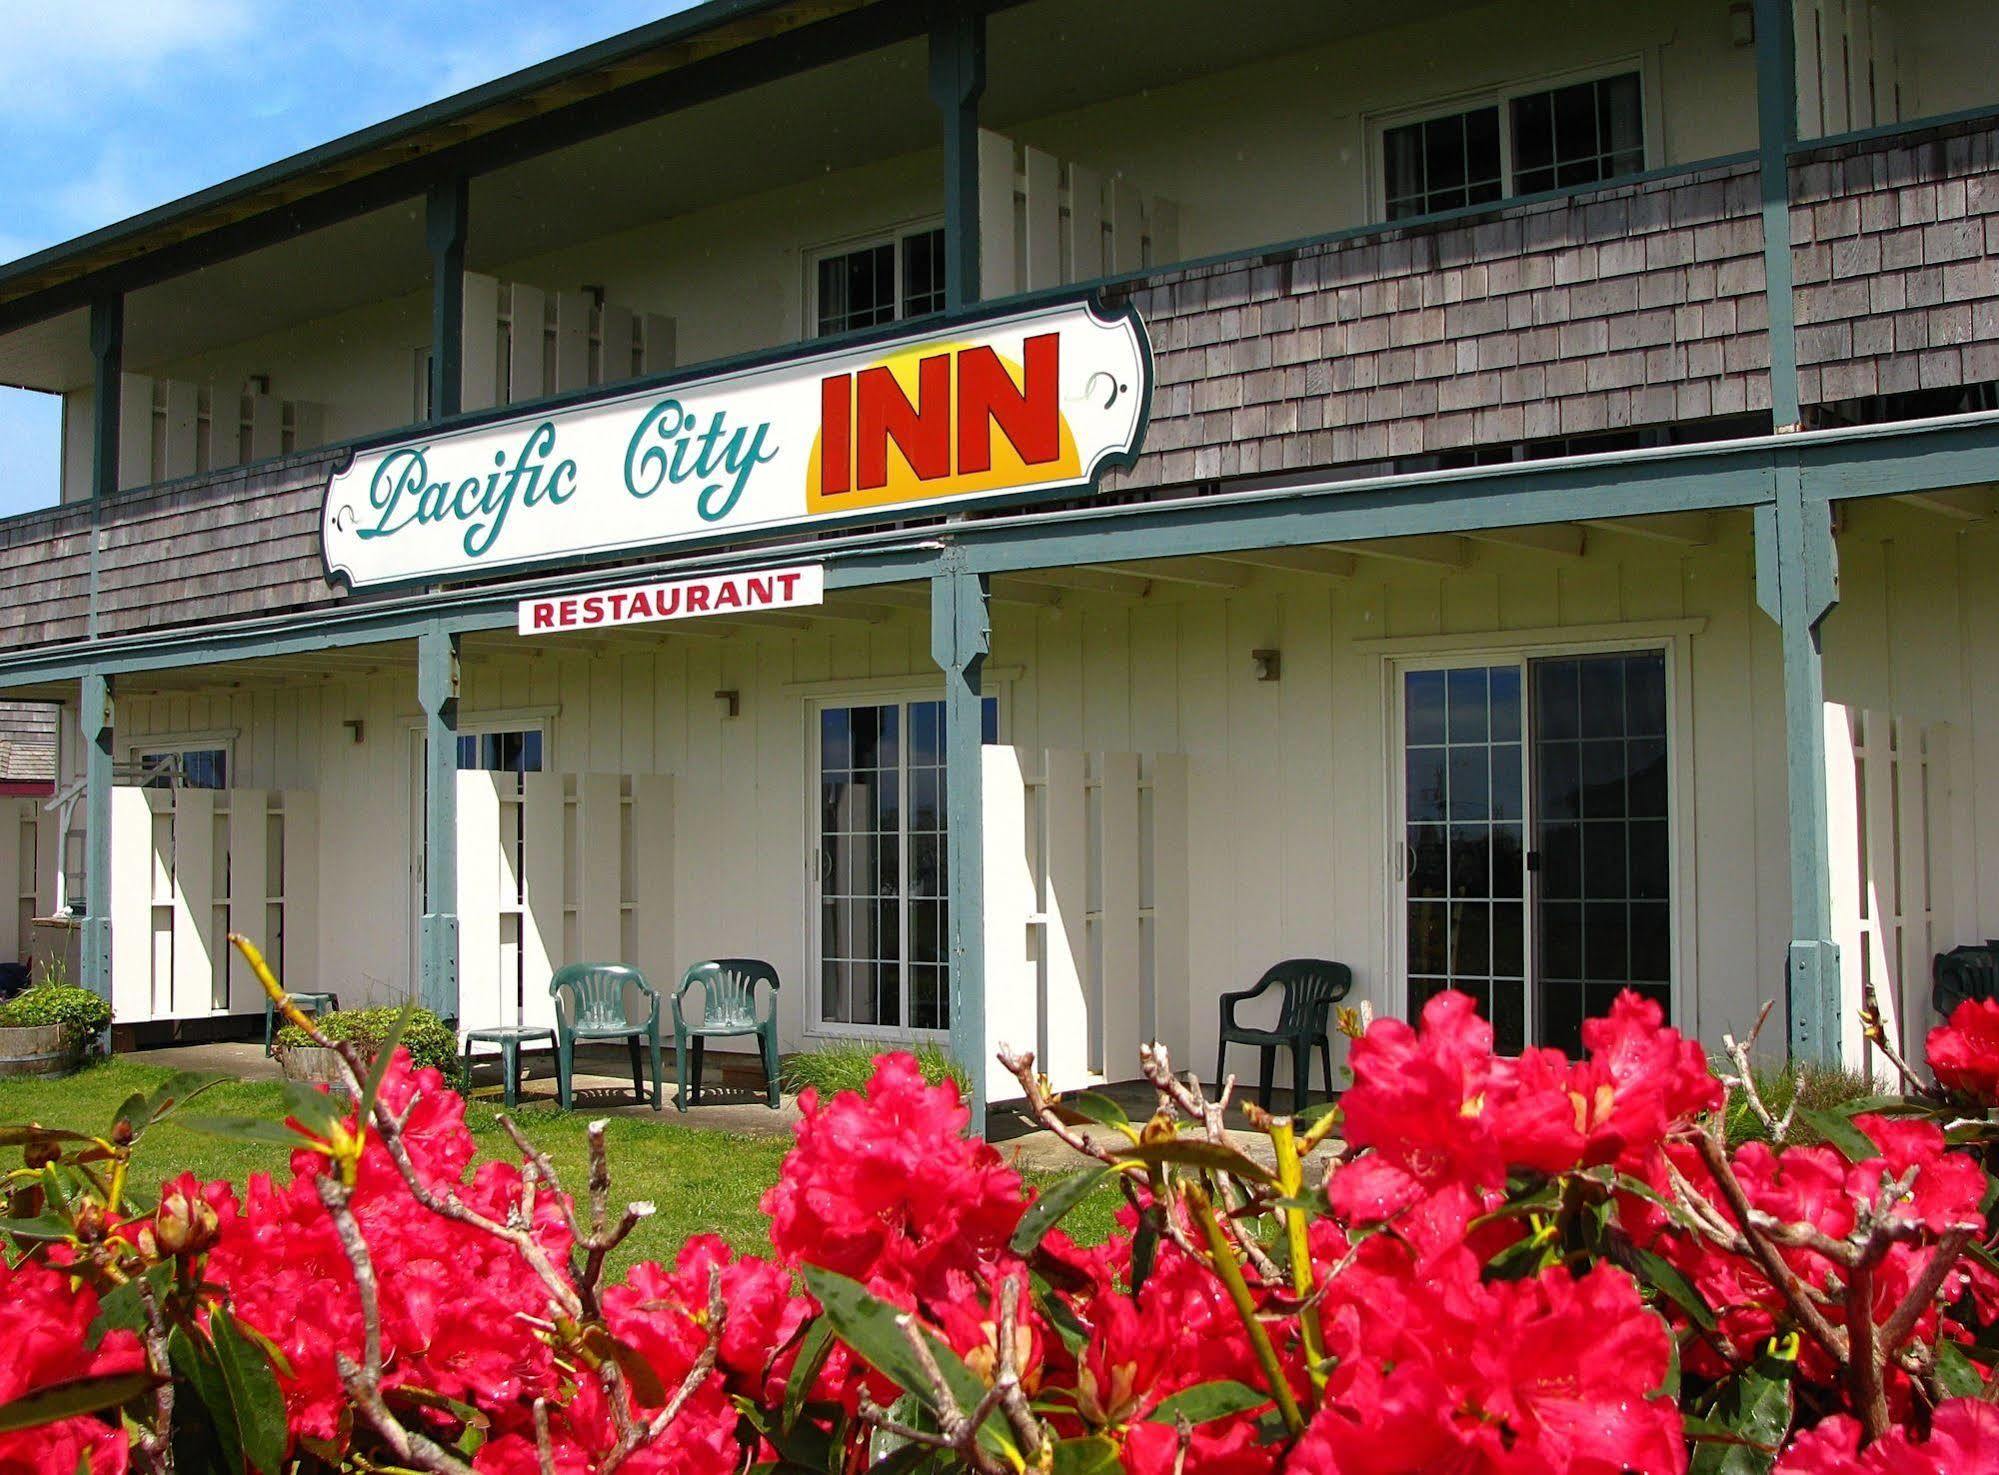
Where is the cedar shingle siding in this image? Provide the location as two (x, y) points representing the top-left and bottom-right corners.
(0, 701), (56, 785)
(1792, 119), (1999, 406)
(1110, 160), (1769, 491)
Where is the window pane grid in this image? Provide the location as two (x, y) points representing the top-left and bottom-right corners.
(1512, 72), (1645, 196)
(1384, 107), (1503, 221)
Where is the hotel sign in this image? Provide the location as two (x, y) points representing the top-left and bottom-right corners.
(321, 297), (1150, 588)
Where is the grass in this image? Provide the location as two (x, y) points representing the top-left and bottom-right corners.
(0, 1058), (1119, 1266)
(780, 1041), (972, 1097)
(1721, 1059), (1885, 1149)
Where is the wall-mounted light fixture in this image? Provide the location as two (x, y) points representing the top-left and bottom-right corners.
(714, 689), (741, 719)
(1251, 649), (1282, 682)
(342, 719), (365, 744)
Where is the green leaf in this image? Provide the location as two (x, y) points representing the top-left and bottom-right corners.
(1011, 1166), (1110, 1255)
(180, 1115), (314, 1147)
(212, 1307), (289, 1475)
(111, 1091), (148, 1135)
(0, 1213), (76, 1241)
(0, 1371), (157, 1432)
(1688, 1365), (1792, 1475)
(782, 1318), (836, 1434)
(1049, 1435), (1123, 1474)
(1063, 1093), (1130, 1129)
(802, 1266), (1013, 1461)
(0, 1124), (96, 1148)
(169, 1324), (243, 1475)
(1795, 1108), (1877, 1164)
(1935, 1339), (1986, 1398)
(1145, 1379), (1270, 1426)
(581, 1325), (668, 1408)
(1632, 1248), (1718, 1332)
(280, 1081), (346, 1137)
(88, 1264), (171, 1350)
(1110, 1138), (1277, 1186)
(357, 998), (418, 1120)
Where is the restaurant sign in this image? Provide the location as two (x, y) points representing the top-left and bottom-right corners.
(321, 297), (1150, 588)
(517, 563), (823, 634)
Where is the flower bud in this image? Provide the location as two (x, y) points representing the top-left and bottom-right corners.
(22, 1139), (60, 1171)
(155, 1185), (219, 1257)
(111, 1120), (134, 1147)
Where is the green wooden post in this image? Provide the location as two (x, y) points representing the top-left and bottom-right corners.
(931, 560), (991, 1125)
(417, 626), (461, 1019)
(88, 296), (123, 500)
(79, 672), (114, 1010)
(1756, 470), (1843, 1064)
(927, 2), (985, 313)
(427, 176), (468, 420)
(1754, 0), (1801, 429)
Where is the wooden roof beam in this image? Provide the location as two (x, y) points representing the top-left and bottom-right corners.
(1462, 525), (1588, 558)
(1210, 548), (1359, 579)
(1894, 487), (1998, 521)
(1579, 512), (1715, 546)
(1343, 535), (1474, 569)
(1007, 567), (1151, 598)
(1086, 557), (1254, 589)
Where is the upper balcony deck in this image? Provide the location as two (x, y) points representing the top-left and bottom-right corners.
(0, 0), (1992, 660)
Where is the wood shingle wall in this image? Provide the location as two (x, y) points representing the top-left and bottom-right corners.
(1110, 160), (1770, 490)
(1793, 119), (1999, 407)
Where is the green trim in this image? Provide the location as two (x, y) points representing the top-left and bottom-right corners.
(929, 3), (985, 313)
(427, 178), (469, 422)
(930, 560), (990, 1128)
(1754, 0), (1801, 428)
(417, 627), (461, 1020)
(79, 672), (113, 1004)
(88, 296), (122, 501)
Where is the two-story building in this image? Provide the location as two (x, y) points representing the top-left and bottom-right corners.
(0, 0), (1996, 1119)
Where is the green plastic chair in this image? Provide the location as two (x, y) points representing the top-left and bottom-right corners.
(672, 959), (781, 1111)
(549, 963), (663, 1110)
(1216, 959), (1353, 1110)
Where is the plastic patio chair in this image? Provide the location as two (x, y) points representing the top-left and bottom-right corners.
(672, 958), (781, 1111)
(549, 963), (663, 1110)
(1215, 958), (1354, 1109)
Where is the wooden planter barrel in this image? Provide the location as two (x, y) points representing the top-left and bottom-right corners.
(275, 1045), (362, 1103)
(0, 1024), (79, 1079)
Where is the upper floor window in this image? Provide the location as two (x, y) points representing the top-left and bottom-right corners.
(456, 729), (543, 777)
(136, 746), (228, 790)
(1379, 69), (1646, 222)
(814, 226), (946, 337)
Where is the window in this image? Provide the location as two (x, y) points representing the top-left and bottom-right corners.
(136, 747), (228, 790)
(815, 695), (998, 1033)
(1380, 69), (1646, 222)
(456, 729), (542, 777)
(814, 227), (946, 337)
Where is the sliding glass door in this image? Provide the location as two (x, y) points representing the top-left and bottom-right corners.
(813, 696), (996, 1035)
(1395, 649), (1671, 1054)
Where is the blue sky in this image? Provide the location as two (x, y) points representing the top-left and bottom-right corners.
(0, 0), (695, 518)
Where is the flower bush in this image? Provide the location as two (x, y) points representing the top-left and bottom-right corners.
(3, 934), (1999, 1474)
(271, 1003), (462, 1077)
(0, 981), (113, 1052)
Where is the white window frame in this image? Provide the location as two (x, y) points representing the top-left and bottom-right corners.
(1364, 55), (1663, 222)
(123, 729), (239, 789)
(1374, 621), (1698, 1048)
(800, 679), (1005, 1042)
(802, 216), (947, 341)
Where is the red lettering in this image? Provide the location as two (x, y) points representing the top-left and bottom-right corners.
(531, 602), (555, 631)
(606, 591), (630, 622)
(776, 571), (800, 600)
(820, 374), (851, 496)
(630, 590), (653, 619)
(745, 576), (773, 605)
(715, 580), (743, 610)
(557, 599), (578, 628)
(582, 596), (605, 625)
(856, 353), (951, 490)
(957, 333), (1061, 474)
(686, 585), (711, 613)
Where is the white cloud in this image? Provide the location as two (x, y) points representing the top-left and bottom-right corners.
(0, 0), (259, 121)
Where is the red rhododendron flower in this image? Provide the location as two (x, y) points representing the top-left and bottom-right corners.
(0, 1258), (144, 1475)
(1776, 1397), (1999, 1473)
(1927, 997), (1999, 1106)
(761, 1051), (1027, 1302)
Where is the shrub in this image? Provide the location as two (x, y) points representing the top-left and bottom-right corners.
(1721, 1057), (1881, 1147)
(0, 983), (111, 1052)
(273, 1003), (459, 1077)
(780, 1038), (970, 1097)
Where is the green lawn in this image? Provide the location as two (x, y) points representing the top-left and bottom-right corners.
(0, 1059), (1118, 1267)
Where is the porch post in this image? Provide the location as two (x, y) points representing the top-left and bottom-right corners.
(927, 1), (985, 313)
(89, 295), (124, 499)
(1753, 0), (1801, 430)
(427, 175), (468, 420)
(1755, 468), (1842, 1064)
(79, 672), (114, 1009)
(931, 559), (991, 1125)
(417, 626), (460, 1019)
